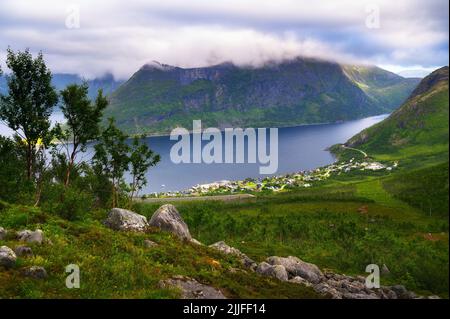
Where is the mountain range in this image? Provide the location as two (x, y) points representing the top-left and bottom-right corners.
(103, 58), (420, 134)
(0, 73), (123, 101)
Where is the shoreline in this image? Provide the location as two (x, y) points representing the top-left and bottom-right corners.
(126, 113), (390, 139)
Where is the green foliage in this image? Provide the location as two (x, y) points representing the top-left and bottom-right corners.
(128, 136), (160, 200)
(55, 187), (93, 221)
(92, 118), (131, 207)
(0, 136), (32, 203)
(383, 162), (449, 217)
(346, 67), (449, 160)
(59, 83), (108, 185)
(133, 181), (449, 296)
(0, 204), (321, 299)
(0, 48), (59, 180)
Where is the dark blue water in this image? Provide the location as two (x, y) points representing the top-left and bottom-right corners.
(138, 114), (387, 193)
(0, 114), (388, 194)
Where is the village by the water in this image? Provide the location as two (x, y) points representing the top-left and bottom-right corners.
(145, 157), (399, 198)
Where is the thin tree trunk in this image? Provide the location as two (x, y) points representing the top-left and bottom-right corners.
(26, 143), (33, 180)
(65, 142), (78, 187)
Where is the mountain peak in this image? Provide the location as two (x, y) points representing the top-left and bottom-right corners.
(142, 61), (177, 71)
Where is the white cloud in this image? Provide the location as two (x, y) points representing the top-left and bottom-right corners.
(0, 0), (448, 79)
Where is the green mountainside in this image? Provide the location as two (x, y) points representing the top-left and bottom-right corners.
(345, 66), (449, 161)
(104, 58), (420, 134)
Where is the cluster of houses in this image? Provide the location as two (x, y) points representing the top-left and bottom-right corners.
(147, 158), (398, 198)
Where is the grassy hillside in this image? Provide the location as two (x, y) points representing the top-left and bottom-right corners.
(345, 66), (449, 161)
(0, 203), (321, 299)
(1, 67), (447, 299)
(104, 59), (419, 135)
(342, 65), (421, 110)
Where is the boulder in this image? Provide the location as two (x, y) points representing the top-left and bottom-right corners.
(289, 276), (313, 287)
(0, 227), (7, 240)
(149, 205), (191, 240)
(14, 246), (34, 257)
(22, 266), (48, 279)
(190, 238), (203, 246)
(17, 229), (44, 244)
(0, 246), (16, 268)
(209, 241), (257, 270)
(256, 262), (288, 281)
(313, 283), (342, 299)
(104, 208), (148, 232)
(390, 285), (410, 299)
(159, 275), (226, 299)
(266, 256), (323, 283)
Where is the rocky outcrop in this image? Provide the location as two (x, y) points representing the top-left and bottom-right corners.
(14, 246), (33, 257)
(251, 253), (430, 299)
(104, 208), (148, 232)
(0, 246), (16, 268)
(22, 266), (48, 279)
(209, 241), (257, 270)
(149, 204), (191, 240)
(190, 238), (203, 246)
(256, 262), (289, 281)
(16, 229), (44, 244)
(0, 227), (7, 240)
(159, 275), (226, 299)
(266, 256), (323, 284)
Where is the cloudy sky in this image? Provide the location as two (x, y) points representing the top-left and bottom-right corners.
(0, 0), (448, 79)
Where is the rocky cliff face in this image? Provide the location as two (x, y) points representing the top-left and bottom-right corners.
(105, 58), (420, 134)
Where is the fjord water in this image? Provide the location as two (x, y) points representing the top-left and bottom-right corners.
(139, 114), (388, 193)
(0, 113), (388, 194)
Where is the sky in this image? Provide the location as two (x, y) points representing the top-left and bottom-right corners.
(0, 0), (448, 79)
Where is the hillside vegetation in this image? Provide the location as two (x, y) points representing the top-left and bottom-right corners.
(345, 66), (449, 161)
(104, 58), (420, 134)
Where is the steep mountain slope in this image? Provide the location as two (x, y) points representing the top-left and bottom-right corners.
(346, 66), (449, 159)
(342, 65), (421, 110)
(104, 58), (420, 134)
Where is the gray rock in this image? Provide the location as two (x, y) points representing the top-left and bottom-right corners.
(271, 265), (289, 281)
(0, 246), (16, 268)
(313, 283), (342, 299)
(17, 229), (44, 244)
(104, 208), (148, 232)
(256, 262), (288, 281)
(289, 276), (313, 287)
(0, 227), (7, 240)
(149, 204), (191, 240)
(209, 241), (257, 270)
(159, 276), (226, 299)
(390, 285), (414, 299)
(339, 280), (365, 293)
(190, 238), (203, 246)
(14, 246), (33, 257)
(379, 287), (397, 299)
(22, 266), (48, 279)
(266, 256), (323, 283)
(144, 239), (158, 248)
